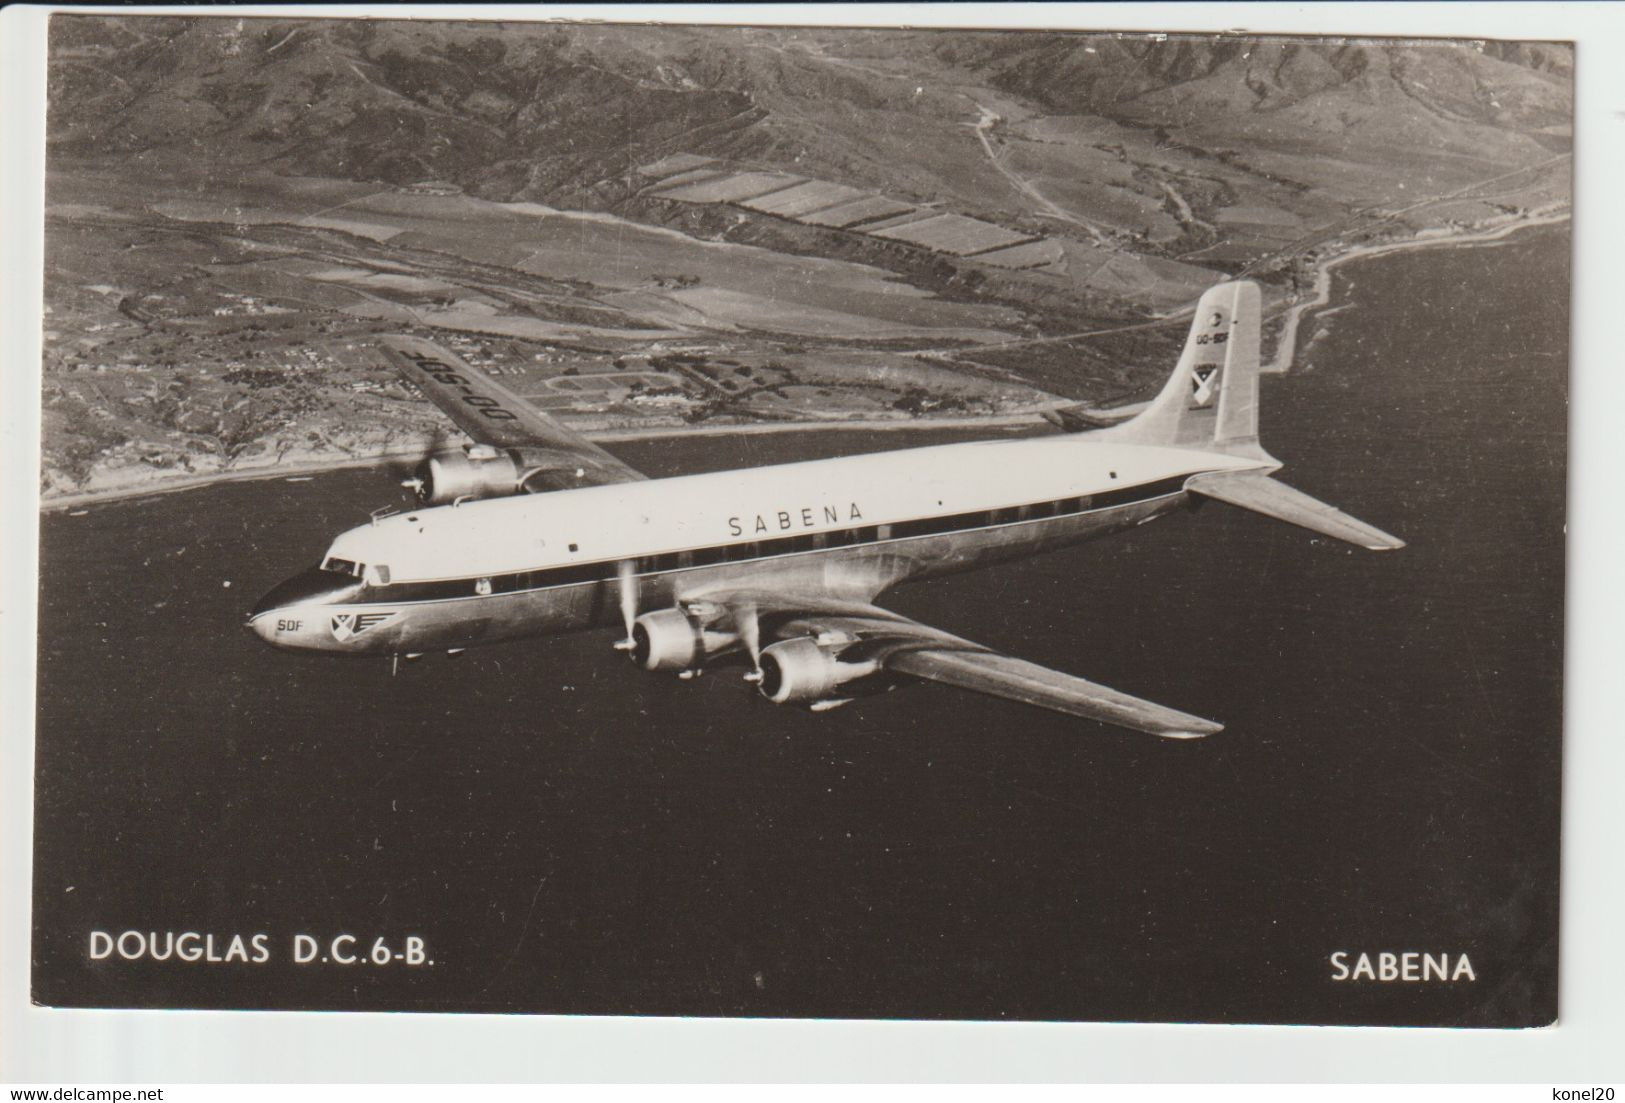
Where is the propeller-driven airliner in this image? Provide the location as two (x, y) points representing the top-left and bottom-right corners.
(247, 280), (1402, 738)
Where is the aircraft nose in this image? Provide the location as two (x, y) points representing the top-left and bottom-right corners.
(245, 611), (279, 645)
(245, 567), (363, 646)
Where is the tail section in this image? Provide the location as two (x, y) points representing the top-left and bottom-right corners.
(1091, 279), (1405, 551)
(1101, 280), (1262, 452)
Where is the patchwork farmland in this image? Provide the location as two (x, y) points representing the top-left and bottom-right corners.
(800, 196), (916, 229)
(641, 155), (1053, 270)
(742, 180), (867, 219)
(975, 240), (1065, 270)
(634, 153), (1224, 303)
(654, 171), (804, 204)
(869, 212), (1034, 256)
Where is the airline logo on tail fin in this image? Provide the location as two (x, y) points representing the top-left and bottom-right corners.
(1192, 364), (1220, 406)
(1188, 307), (1230, 409)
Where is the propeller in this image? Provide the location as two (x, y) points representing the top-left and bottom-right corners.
(738, 601), (763, 684)
(612, 559), (639, 652)
(391, 426), (453, 502)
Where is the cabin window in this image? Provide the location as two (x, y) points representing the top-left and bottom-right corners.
(366, 564), (392, 586)
(475, 577), (493, 596)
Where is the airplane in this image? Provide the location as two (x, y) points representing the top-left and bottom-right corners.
(246, 280), (1402, 739)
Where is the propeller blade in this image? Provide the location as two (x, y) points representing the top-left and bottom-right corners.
(388, 426), (452, 503)
(739, 601), (763, 683)
(613, 559), (638, 651)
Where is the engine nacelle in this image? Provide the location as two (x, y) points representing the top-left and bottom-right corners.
(412, 445), (520, 506)
(631, 608), (739, 672)
(757, 637), (878, 705)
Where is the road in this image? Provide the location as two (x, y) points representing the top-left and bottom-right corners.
(964, 100), (1109, 244)
(1238, 153), (1571, 277)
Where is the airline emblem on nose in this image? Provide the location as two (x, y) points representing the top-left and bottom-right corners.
(330, 611), (398, 641)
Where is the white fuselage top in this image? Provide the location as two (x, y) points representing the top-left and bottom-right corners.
(323, 436), (1256, 584)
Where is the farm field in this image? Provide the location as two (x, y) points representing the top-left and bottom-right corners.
(800, 195), (916, 228)
(868, 212), (1033, 255)
(976, 240), (1064, 270)
(651, 171), (804, 203)
(742, 180), (866, 218)
(637, 153), (717, 177)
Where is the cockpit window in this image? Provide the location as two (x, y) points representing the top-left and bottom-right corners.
(322, 557), (363, 577)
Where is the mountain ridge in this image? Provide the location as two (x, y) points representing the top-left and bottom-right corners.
(49, 18), (1571, 219)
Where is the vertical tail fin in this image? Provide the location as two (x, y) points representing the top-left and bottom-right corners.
(1102, 280), (1262, 451)
(1091, 280), (1405, 550)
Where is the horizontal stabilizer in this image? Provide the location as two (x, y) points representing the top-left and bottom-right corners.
(1185, 471), (1405, 551)
(1041, 404), (1135, 432)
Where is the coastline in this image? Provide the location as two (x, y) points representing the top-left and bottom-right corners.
(38, 410), (1054, 513)
(40, 209), (1570, 514)
(1265, 208), (1571, 374)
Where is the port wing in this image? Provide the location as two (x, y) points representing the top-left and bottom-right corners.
(883, 648), (1220, 737)
(712, 593), (1221, 738)
(379, 336), (646, 487)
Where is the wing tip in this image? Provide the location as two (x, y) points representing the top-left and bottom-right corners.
(1158, 721), (1223, 740)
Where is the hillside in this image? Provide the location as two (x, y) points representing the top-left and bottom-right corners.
(49, 20), (1570, 226)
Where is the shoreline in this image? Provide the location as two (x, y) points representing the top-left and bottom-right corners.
(1265, 209), (1570, 374)
(40, 210), (1570, 514)
(39, 411), (1055, 513)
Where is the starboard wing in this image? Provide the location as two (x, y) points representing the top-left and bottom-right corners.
(701, 591), (1222, 738)
(379, 336), (647, 489)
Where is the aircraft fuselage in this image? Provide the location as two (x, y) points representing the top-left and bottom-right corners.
(247, 435), (1261, 657)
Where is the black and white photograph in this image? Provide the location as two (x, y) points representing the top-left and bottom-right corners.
(26, 11), (1570, 1030)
